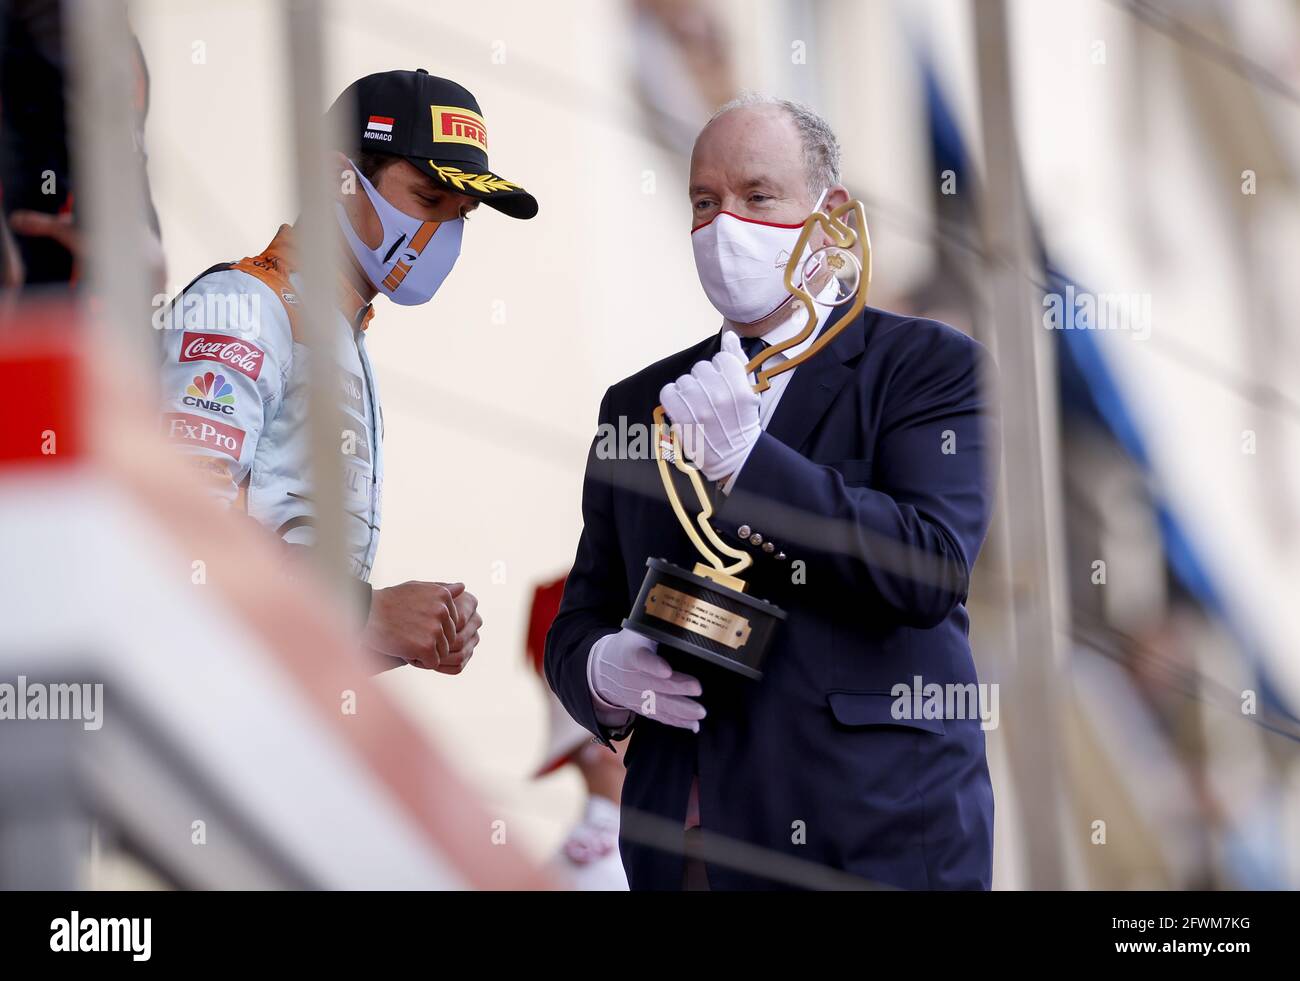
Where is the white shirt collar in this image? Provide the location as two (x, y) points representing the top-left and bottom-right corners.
(721, 278), (842, 362)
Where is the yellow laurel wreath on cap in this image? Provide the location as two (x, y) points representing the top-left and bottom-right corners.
(429, 163), (519, 194)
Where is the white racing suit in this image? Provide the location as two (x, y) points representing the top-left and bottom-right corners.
(157, 225), (384, 598)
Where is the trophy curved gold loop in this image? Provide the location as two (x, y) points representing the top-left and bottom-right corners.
(652, 405), (750, 578)
(652, 199), (872, 590)
(749, 199), (871, 390)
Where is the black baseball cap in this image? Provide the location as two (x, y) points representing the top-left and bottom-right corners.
(326, 68), (538, 220)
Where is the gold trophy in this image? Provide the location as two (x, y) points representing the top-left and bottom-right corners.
(622, 200), (871, 679)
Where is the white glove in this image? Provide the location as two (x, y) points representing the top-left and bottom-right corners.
(659, 330), (761, 482)
(587, 629), (706, 732)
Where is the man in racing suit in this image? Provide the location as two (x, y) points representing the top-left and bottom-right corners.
(158, 69), (537, 671)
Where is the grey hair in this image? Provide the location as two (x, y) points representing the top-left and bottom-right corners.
(710, 92), (841, 198)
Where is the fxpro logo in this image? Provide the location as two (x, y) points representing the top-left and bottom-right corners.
(50, 911), (150, 961)
(164, 412), (246, 461)
(182, 371), (236, 415)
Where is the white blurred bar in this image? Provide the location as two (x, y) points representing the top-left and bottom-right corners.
(283, 0), (348, 594)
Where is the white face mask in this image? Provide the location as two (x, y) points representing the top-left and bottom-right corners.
(335, 159), (463, 306)
(691, 189), (828, 325)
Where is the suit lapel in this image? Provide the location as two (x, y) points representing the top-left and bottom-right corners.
(764, 299), (868, 453)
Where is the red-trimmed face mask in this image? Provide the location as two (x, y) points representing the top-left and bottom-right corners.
(690, 188), (827, 325)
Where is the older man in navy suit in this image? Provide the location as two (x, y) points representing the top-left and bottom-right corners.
(545, 93), (998, 890)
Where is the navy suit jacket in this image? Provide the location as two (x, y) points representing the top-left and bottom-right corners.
(545, 302), (998, 890)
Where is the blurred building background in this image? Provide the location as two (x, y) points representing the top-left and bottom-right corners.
(3, 0), (1299, 888)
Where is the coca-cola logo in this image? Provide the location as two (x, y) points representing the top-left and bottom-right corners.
(178, 332), (265, 381)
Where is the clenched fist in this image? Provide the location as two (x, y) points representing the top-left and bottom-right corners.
(442, 587), (482, 675)
(363, 581), (482, 673)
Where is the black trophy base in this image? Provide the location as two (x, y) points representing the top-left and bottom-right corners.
(623, 557), (786, 680)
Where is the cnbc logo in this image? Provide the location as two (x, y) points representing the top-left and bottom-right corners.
(183, 371), (236, 415)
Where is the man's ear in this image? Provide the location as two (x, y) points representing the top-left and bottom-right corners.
(823, 184), (850, 214)
(810, 185), (850, 250)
